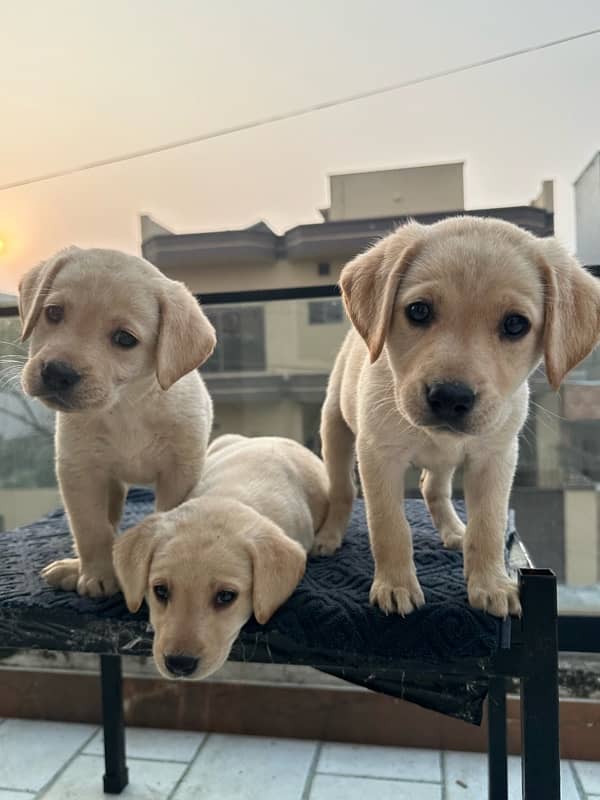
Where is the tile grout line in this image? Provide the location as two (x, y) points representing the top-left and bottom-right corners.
(301, 741), (323, 800)
(567, 759), (590, 800)
(166, 731), (211, 800)
(32, 725), (100, 800)
(314, 770), (442, 785)
(81, 751), (197, 765)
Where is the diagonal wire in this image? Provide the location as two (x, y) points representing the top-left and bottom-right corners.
(1, 26), (599, 192)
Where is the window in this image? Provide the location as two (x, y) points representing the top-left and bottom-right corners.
(202, 305), (266, 372)
(308, 299), (344, 325)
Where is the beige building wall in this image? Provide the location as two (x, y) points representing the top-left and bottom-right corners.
(564, 490), (600, 586)
(264, 300), (349, 373)
(264, 301), (300, 372)
(0, 488), (61, 531)
(208, 297), (348, 445)
(535, 390), (562, 488)
(328, 163), (464, 220)
(296, 303), (350, 368)
(201, 292), (350, 448)
(530, 179), (554, 213)
(213, 399), (304, 443)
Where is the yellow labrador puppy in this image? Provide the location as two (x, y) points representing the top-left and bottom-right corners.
(314, 217), (600, 617)
(19, 246), (216, 597)
(113, 435), (328, 680)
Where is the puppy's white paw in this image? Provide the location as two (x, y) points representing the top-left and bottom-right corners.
(41, 558), (81, 592)
(311, 525), (343, 556)
(467, 573), (521, 618)
(41, 557), (119, 597)
(76, 565), (120, 598)
(440, 521), (466, 551)
(369, 571), (425, 616)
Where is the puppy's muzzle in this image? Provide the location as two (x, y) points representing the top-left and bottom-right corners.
(41, 360), (82, 393)
(426, 382), (476, 425)
(164, 654), (199, 678)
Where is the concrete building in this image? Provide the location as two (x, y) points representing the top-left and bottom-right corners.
(575, 152), (600, 267)
(141, 161), (554, 450)
(142, 163), (553, 296)
(323, 162), (465, 220)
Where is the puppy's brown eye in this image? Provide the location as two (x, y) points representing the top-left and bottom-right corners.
(406, 301), (432, 325)
(502, 314), (530, 339)
(153, 584), (169, 603)
(214, 590), (237, 608)
(112, 330), (138, 349)
(45, 305), (64, 324)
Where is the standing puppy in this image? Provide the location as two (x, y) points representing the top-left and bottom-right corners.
(19, 246), (216, 597)
(314, 217), (600, 617)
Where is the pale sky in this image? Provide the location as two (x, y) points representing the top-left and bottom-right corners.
(1, 0), (599, 291)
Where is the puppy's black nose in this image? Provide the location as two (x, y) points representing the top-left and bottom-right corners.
(41, 361), (81, 392)
(164, 654), (199, 677)
(427, 382), (476, 422)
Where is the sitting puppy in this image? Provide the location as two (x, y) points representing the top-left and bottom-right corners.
(19, 246), (216, 597)
(113, 435), (328, 680)
(314, 217), (600, 617)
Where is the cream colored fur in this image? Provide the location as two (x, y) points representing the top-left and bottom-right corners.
(113, 435), (329, 680)
(315, 217), (600, 617)
(19, 246), (216, 597)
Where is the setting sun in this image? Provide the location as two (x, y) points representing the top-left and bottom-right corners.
(0, 238), (5, 255)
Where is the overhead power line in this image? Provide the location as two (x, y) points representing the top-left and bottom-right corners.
(2, 26), (599, 193)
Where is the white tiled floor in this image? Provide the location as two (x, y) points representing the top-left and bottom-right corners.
(445, 750), (584, 799)
(0, 719), (95, 792)
(0, 718), (597, 799)
(319, 742), (441, 782)
(83, 727), (205, 763)
(573, 761), (600, 796)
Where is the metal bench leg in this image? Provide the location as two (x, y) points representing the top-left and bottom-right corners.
(100, 654), (129, 794)
(519, 569), (560, 800)
(488, 676), (508, 800)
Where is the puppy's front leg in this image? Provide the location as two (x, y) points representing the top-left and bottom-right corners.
(463, 442), (521, 618)
(41, 472), (123, 597)
(420, 467), (465, 550)
(358, 437), (424, 615)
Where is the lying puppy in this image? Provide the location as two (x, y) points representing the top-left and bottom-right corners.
(113, 434), (328, 680)
(19, 246), (216, 597)
(314, 217), (600, 617)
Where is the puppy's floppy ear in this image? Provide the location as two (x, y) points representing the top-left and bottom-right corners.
(18, 247), (79, 341)
(156, 280), (216, 390)
(113, 514), (170, 612)
(538, 239), (600, 390)
(247, 520), (307, 625)
(339, 222), (424, 363)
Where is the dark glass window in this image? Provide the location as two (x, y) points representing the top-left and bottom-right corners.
(202, 306), (265, 372)
(308, 299), (344, 325)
